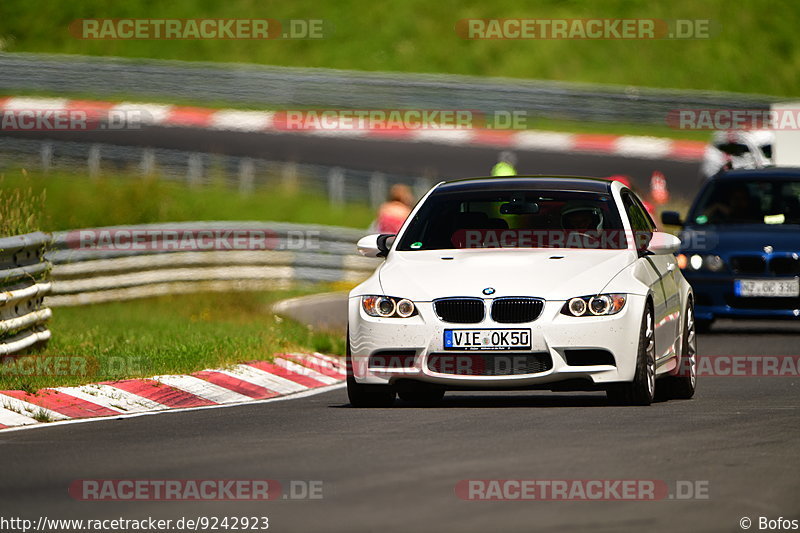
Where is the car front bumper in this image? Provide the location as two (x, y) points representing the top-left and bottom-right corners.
(683, 273), (800, 321)
(348, 295), (647, 388)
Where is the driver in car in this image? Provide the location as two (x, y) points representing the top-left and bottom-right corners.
(560, 203), (605, 248)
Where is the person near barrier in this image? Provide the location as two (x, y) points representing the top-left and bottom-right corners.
(370, 184), (415, 234)
(491, 151), (518, 176)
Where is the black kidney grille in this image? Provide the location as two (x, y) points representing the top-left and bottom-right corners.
(433, 298), (484, 323)
(730, 256), (766, 275)
(769, 256), (800, 276)
(427, 352), (553, 376)
(491, 298), (544, 323)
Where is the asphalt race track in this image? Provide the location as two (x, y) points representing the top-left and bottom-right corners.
(1, 314), (798, 532)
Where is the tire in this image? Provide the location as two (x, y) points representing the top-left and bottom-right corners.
(347, 376), (396, 408)
(660, 301), (697, 400)
(607, 303), (656, 406)
(346, 327), (395, 408)
(695, 318), (713, 334)
(397, 383), (445, 406)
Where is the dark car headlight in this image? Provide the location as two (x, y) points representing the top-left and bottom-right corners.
(678, 253), (724, 272)
(362, 295), (417, 318)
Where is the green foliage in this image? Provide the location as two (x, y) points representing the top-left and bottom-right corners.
(0, 289), (346, 391)
(0, 169), (375, 231)
(0, 0), (797, 96)
(0, 173), (45, 237)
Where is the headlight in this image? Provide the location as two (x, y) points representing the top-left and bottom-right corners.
(561, 294), (626, 317)
(704, 255), (725, 272)
(395, 298), (415, 318)
(589, 295), (612, 315)
(567, 297), (587, 316)
(680, 253), (724, 272)
(362, 295), (417, 318)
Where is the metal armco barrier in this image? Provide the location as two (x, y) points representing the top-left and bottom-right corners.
(0, 232), (53, 355)
(46, 221), (380, 306)
(0, 52), (775, 125)
(0, 137), (429, 209)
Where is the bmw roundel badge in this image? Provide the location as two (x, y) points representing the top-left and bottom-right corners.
(482, 287), (495, 295)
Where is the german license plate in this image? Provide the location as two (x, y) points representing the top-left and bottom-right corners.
(735, 278), (800, 297)
(444, 329), (531, 351)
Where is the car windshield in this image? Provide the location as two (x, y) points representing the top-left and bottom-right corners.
(396, 189), (627, 250)
(688, 178), (800, 226)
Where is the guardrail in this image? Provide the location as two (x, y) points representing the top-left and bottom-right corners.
(0, 137), (432, 209)
(0, 232), (52, 355)
(45, 221), (379, 306)
(0, 52), (776, 125)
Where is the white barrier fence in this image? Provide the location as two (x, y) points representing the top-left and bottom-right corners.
(45, 221), (379, 306)
(0, 232), (52, 355)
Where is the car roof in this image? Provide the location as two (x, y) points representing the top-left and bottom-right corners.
(435, 176), (614, 194)
(711, 167), (800, 180)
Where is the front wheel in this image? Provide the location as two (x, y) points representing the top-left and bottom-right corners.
(347, 376), (396, 408)
(695, 318), (713, 334)
(607, 304), (656, 406)
(660, 301), (697, 400)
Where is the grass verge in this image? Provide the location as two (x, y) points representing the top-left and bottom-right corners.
(0, 172), (45, 237)
(0, 169), (376, 231)
(0, 289), (346, 392)
(0, 0), (797, 96)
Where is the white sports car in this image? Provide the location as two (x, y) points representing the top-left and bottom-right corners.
(347, 177), (696, 407)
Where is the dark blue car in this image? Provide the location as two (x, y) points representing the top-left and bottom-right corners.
(661, 167), (800, 331)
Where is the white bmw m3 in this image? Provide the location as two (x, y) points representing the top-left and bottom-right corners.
(347, 177), (696, 407)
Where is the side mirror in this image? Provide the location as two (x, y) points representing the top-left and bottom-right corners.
(661, 211), (683, 227)
(647, 231), (682, 255)
(357, 234), (396, 258)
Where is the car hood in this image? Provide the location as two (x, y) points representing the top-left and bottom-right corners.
(681, 225), (800, 254)
(377, 248), (636, 302)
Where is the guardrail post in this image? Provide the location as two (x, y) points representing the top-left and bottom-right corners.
(328, 167), (346, 208)
(40, 142), (53, 173)
(187, 153), (203, 187)
(238, 158), (255, 194)
(140, 148), (156, 176)
(282, 161), (298, 193)
(88, 144), (101, 179)
(369, 172), (387, 209)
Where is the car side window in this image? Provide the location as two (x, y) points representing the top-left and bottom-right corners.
(622, 191), (653, 250)
(632, 195), (656, 231)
